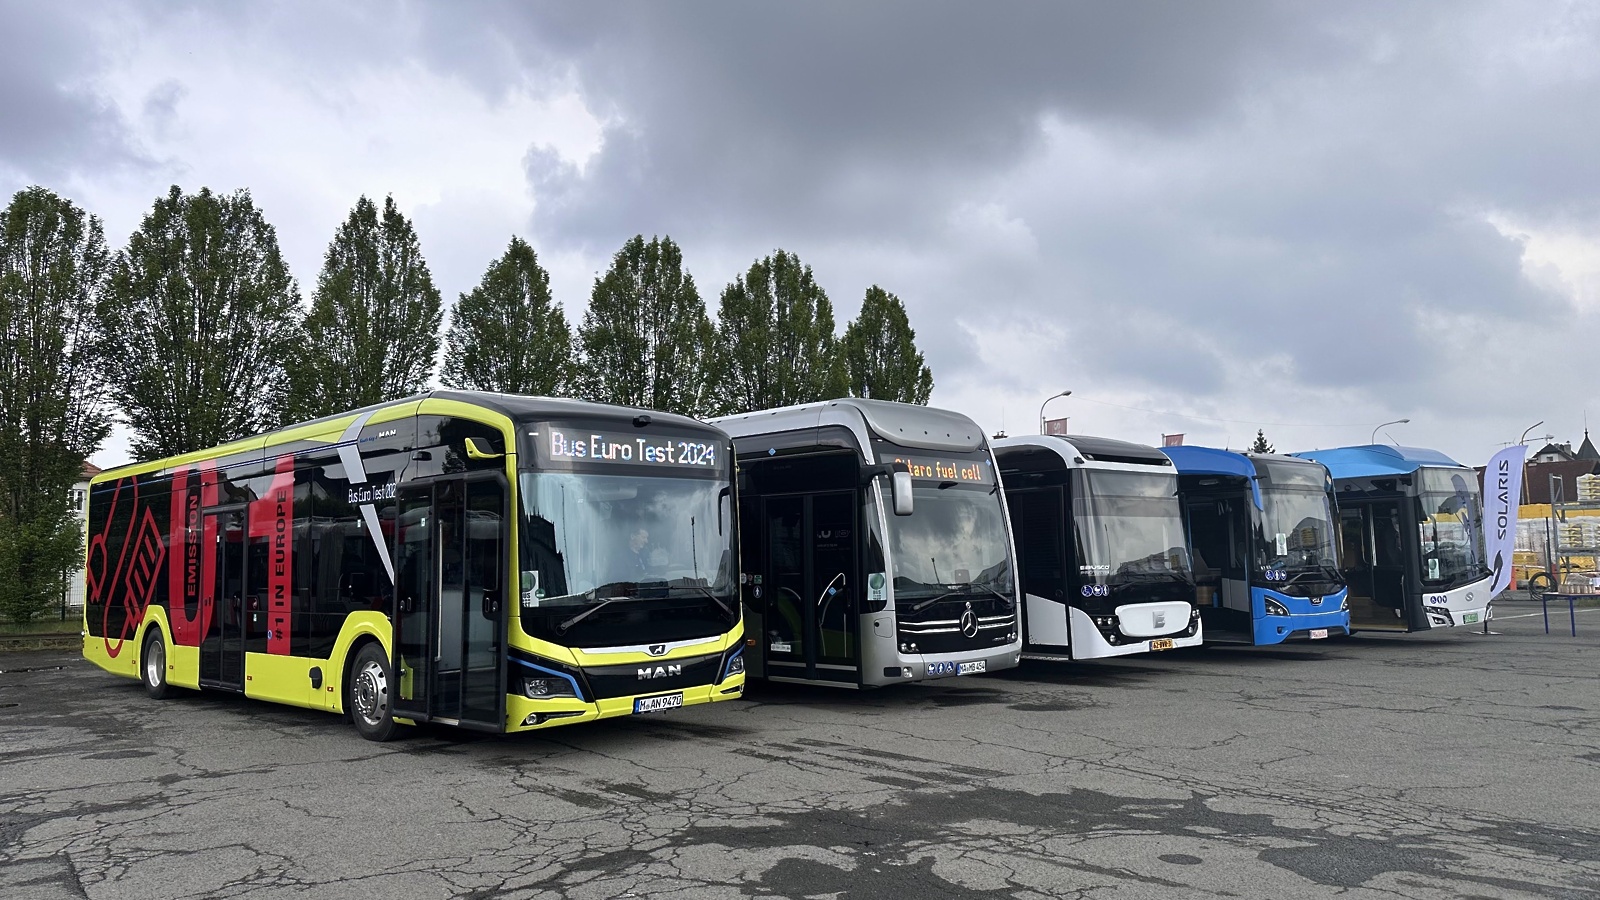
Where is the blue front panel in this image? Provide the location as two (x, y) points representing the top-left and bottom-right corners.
(1250, 586), (1352, 645)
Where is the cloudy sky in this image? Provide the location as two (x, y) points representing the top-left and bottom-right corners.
(4, 1), (1597, 468)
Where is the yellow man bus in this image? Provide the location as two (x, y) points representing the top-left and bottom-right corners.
(84, 392), (745, 740)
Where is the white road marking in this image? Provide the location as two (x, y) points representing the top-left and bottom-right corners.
(1494, 607), (1600, 621)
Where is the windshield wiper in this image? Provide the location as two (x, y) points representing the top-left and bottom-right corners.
(910, 581), (1014, 612)
(556, 597), (626, 634)
(909, 591), (965, 613)
(966, 582), (1015, 605)
(671, 583), (738, 621)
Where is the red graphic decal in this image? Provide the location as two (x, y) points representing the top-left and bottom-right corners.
(167, 463), (219, 647)
(99, 477), (165, 659)
(251, 456), (295, 655)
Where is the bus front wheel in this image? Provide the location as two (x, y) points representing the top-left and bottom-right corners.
(142, 630), (171, 700)
(348, 643), (399, 742)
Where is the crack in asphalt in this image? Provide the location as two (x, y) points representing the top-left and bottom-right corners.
(1, 617), (1597, 899)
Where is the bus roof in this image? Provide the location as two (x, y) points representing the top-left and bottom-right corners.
(993, 434), (1172, 470)
(1290, 444), (1464, 478)
(710, 397), (984, 454)
(93, 390), (716, 481)
(1160, 445), (1258, 479)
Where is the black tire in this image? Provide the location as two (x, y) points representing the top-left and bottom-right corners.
(347, 643), (399, 742)
(142, 629), (172, 700)
(1527, 571), (1555, 601)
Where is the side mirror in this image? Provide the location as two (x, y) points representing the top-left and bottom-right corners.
(892, 469), (914, 516)
(465, 437), (503, 461)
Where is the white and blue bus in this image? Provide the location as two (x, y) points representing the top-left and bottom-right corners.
(1292, 444), (1492, 631)
(1164, 447), (1351, 645)
(711, 399), (1022, 687)
(994, 435), (1202, 659)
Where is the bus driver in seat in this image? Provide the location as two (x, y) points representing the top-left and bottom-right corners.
(628, 528), (651, 575)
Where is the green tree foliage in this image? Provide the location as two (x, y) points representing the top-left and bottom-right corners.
(285, 195), (442, 421)
(1249, 429), (1275, 454)
(0, 187), (114, 622)
(441, 236), (573, 395)
(841, 285), (933, 404)
(576, 235), (714, 415)
(101, 185), (301, 460)
(712, 250), (846, 415)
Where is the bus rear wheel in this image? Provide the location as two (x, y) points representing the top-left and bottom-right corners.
(142, 630), (171, 700)
(348, 643), (399, 742)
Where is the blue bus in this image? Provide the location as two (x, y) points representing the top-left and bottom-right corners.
(1163, 447), (1351, 644)
(1292, 444), (1492, 632)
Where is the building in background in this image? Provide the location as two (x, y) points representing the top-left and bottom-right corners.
(67, 462), (100, 613)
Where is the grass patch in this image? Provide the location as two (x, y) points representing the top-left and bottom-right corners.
(0, 615), (83, 637)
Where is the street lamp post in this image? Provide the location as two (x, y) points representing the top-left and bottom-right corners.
(1370, 418), (1410, 445)
(1039, 390), (1072, 434)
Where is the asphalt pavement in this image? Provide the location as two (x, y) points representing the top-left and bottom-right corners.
(2, 606), (1598, 899)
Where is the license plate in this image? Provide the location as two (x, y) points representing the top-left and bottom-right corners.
(633, 693), (683, 714)
(1310, 628), (1328, 640)
(1462, 613), (1479, 625)
(1149, 639), (1175, 651)
(958, 660), (987, 675)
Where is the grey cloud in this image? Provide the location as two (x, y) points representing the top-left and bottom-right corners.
(0, 3), (144, 179)
(12, 0), (1598, 462)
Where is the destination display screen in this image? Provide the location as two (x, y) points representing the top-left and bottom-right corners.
(532, 425), (724, 473)
(887, 453), (995, 486)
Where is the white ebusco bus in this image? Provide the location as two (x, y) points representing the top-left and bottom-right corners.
(993, 434), (1202, 660)
(711, 399), (1022, 687)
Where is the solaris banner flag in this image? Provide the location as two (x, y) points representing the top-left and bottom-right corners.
(1483, 443), (1528, 598)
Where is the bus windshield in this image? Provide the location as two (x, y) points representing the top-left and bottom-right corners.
(1250, 458), (1339, 582)
(1072, 470), (1191, 585)
(1416, 466), (1486, 588)
(889, 482), (1013, 599)
(518, 472), (737, 647)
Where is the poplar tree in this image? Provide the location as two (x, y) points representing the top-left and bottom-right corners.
(1250, 430), (1275, 454)
(441, 236), (573, 395)
(101, 185), (301, 459)
(841, 285), (933, 404)
(285, 195), (442, 421)
(711, 250), (846, 415)
(576, 235), (714, 415)
(0, 187), (113, 622)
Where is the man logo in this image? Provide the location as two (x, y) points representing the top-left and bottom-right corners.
(637, 664), (682, 680)
(647, 644), (667, 657)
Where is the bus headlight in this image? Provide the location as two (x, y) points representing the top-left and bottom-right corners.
(720, 647), (745, 681)
(523, 676), (577, 699)
(1338, 595), (1348, 611)
(1264, 598), (1289, 617)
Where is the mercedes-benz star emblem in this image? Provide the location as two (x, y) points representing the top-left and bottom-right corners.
(959, 607), (980, 639)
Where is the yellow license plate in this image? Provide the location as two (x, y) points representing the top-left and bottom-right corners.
(1150, 639), (1175, 651)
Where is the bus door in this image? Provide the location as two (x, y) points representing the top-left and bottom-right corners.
(1369, 500), (1411, 629)
(199, 507), (247, 690)
(1186, 497), (1250, 638)
(392, 478), (509, 729)
(761, 492), (860, 683)
(1338, 502), (1408, 630)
